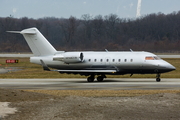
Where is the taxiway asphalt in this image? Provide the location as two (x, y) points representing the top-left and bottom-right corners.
(0, 78), (180, 90)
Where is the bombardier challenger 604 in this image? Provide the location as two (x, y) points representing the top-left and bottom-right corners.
(8, 28), (175, 82)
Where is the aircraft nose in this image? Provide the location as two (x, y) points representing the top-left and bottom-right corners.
(161, 62), (176, 71)
(155, 60), (176, 73)
(166, 64), (176, 71)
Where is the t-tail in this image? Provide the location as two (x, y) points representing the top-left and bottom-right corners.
(7, 27), (57, 56)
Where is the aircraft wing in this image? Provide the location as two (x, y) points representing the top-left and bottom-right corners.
(40, 60), (118, 73)
(56, 69), (117, 73)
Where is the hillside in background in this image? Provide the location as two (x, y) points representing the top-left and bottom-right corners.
(0, 11), (180, 53)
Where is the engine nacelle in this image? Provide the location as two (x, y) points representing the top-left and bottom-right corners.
(53, 52), (84, 63)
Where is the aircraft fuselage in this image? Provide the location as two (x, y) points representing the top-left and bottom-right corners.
(30, 51), (175, 75)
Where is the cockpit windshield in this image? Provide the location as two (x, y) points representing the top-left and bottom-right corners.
(145, 56), (161, 60)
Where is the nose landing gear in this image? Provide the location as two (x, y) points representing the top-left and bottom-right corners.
(156, 73), (161, 82)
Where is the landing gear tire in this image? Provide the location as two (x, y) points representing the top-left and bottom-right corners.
(156, 78), (161, 82)
(97, 76), (104, 82)
(156, 73), (161, 82)
(87, 77), (94, 82)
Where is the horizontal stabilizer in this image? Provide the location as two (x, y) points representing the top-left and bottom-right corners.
(20, 28), (36, 34)
(7, 28), (36, 35)
(7, 31), (21, 34)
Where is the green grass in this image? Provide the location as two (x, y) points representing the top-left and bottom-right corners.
(0, 57), (179, 78)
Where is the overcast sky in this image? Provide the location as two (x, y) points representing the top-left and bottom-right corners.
(0, 0), (180, 19)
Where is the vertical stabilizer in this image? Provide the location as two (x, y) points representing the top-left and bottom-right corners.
(20, 27), (56, 56)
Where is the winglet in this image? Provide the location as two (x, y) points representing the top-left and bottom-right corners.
(40, 60), (50, 71)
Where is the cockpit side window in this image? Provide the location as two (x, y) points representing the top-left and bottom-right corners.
(154, 56), (161, 60)
(145, 56), (161, 60)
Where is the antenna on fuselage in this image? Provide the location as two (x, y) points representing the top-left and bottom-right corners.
(105, 49), (108, 52)
(130, 49), (133, 52)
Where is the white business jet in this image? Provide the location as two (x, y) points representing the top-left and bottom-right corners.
(8, 28), (175, 82)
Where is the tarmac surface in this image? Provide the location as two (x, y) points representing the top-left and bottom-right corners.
(0, 78), (180, 90)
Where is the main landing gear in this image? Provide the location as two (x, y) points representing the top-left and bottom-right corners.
(156, 73), (161, 82)
(87, 74), (106, 82)
(87, 75), (95, 82)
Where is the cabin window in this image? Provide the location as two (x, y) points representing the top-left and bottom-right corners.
(130, 59), (133, 62)
(118, 59), (121, 62)
(124, 59), (127, 62)
(112, 59), (115, 62)
(107, 59), (109, 62)
(100, 59), (103, 62)
(89, 59), (91, 62)
(94, 59), (97, 62)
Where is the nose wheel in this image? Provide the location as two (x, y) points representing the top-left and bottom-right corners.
(156, 73), (161, 82)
